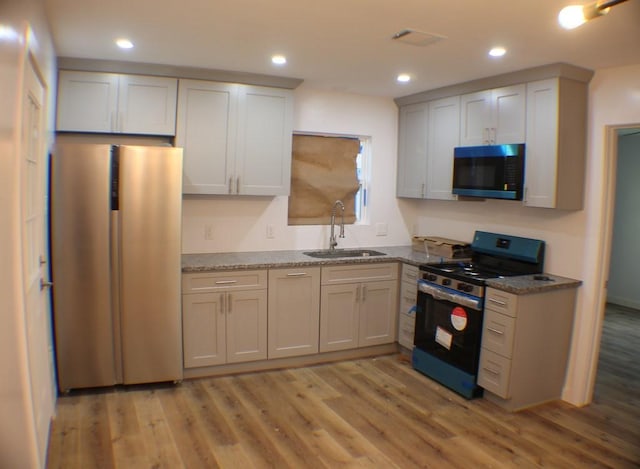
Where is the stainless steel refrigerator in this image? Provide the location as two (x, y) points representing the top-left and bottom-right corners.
(51, 143), (183, 391)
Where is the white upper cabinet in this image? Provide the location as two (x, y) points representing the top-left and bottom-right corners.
(56, 70), (177, 135)
(524, 78), (587, 209)
(397, 97), (459, 200)
(177, 80), (293, 196)
(460, 84), (526, 145)
(426, 96), (460, 200)
(397, 102), (428, 198)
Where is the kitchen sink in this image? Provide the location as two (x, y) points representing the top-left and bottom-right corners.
(303, 249), (386, 259)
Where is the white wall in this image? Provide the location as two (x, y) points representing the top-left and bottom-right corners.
(0, 0), (57, 467)
(182, 84), (416, 253)
(607, 132), (640, 309)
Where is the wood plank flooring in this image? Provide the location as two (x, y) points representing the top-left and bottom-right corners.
(47, 305), (640, 468)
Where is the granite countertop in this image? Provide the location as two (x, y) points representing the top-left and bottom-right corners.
(182, 245), (454, 272)
(485, 273), (582, 295)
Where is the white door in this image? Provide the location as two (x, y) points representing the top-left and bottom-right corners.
(21, 54), (55, 466)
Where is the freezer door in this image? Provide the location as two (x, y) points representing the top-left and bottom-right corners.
(118, 145), (184, 384)
(51, 143), (118, 391)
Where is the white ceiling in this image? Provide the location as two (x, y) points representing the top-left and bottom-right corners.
(43, 0), (640, 98)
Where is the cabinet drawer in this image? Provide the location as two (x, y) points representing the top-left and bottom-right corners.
(482, 309), (516, 358)
(399, 291), (417, 317)
(321, 263), (398, 285)
(478, 349), (512, 398)
(398, 313), (415, 349)
(401, 263), (419, 284)
(182, 270), (267, 293)
(485, 287), (518, 317)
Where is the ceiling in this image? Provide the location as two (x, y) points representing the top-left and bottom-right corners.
(43, 0), (640, 98)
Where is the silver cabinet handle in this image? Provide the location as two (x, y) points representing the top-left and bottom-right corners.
(215, 280), (237, 285)
(236, 177), (240, 195)
(220, 293), (225, 314)
(228, 177), (233, 194)
(287, 272), (307, 277)
(403, 295), (415, 302)
(488, 298), (507, 306)
(40, 279), (53, 290)
(227, 293), (232, 313)
(482, 367), (500, 376)
(420, 183), (425, 198)
(39, 255), (47, 265)
(355, 285), (360, 303)
(362, 285), (367, 302)
(405, 273), (417, 280)
(487, 327), (504, 335)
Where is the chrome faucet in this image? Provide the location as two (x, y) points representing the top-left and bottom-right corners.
(329, 200), (345, 250)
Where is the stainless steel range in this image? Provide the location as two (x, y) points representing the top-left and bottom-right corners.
(412, 231), (545, 398)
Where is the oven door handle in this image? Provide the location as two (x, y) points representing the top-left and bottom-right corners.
(418, 281), (482, 310)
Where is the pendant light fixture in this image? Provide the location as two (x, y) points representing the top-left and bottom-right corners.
(558, 0), (630, 29)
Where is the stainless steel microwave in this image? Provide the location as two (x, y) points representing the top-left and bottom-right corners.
(452, 144), (525, 200)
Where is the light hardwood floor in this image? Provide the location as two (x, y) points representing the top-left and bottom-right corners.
(46, 305), (640, 468)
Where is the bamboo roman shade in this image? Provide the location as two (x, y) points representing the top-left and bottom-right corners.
(288, 134), (360, 225)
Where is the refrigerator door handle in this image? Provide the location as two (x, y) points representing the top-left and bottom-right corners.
(111, 210), (124, 384)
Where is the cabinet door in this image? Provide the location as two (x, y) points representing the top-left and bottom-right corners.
(226, 290), (267, 363)
(236, 86), (293, 196)
(118, 75), (178, 135)
(426, 96), (460, 200)
(460, 90), (491, 146)
(320, 283), (360, 352)
(358, 280), (398, 347)
(268, 268), (320, 358)
(56, 70), (118, 133)
(176, 80), (238, 194)
(524, 79), (559, 208)
(492, 84), (526, 144)
(397, 102), (428, 198)
(182, 293), (226, 368)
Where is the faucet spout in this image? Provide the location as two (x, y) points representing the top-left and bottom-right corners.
(329, 200), (345, 250)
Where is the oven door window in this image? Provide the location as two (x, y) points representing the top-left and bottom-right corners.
(415, 291), (483, 374)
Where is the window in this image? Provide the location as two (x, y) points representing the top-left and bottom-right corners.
(288, 133), (370, 225)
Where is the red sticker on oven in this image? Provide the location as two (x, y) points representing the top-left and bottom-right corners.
(451, 306), (468, 331)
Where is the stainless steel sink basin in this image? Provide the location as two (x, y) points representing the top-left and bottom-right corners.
(303, 249), (386, 259)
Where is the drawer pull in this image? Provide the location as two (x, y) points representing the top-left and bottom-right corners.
(215, 280), (238, 285)
(487, 327), (504, 335)
(404, 296), (415, 302)
(483, 367), (500, 376)
(488, 298), (507, 306)
(405, 273), (417, 279)
(287, 272), (307, 277)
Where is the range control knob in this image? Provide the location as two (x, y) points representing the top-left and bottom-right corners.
(425, 274), (437, 282)
(458, 283), (473, 293)
(442, 278), (452, 286)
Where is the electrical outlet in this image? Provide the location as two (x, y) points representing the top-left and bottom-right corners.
(375, 222), (388, 236)
(266, 224), (275, 239)
(204, 224), (214, 240)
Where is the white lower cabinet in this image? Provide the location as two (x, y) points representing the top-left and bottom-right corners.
(478, 286), (577, 411)
(398, 263), (418, 349)
(181, 270), (267, 368)
(268, 267), (321, 359)
(320, 263), (398, 352)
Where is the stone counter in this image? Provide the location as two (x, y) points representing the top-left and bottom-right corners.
(485, 273), (582, 295)
(182, 246), (456, 272)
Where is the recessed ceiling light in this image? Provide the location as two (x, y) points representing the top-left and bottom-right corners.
(272, 55), (287, 65)
(489, 47), (506, 57)
(116, 38), (134, 49)
(397, 74), (412, 83)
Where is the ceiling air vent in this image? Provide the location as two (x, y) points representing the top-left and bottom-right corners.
(392, 29), (446, 47)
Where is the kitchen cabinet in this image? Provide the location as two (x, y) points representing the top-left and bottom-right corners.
(176, 79), (293, 196)
(56, 70), (177, 135)
(268, 267), (320, 359)
(181, 270), (267, 368)
(460, 84), (525, 146)
(320, 263), (398, 352)
(477, 286), (577, 411)
(396, 96), (459, 200)
(523, 78), (588, 209)
(397, 263), (418, 349)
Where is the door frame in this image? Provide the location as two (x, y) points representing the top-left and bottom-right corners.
(588, 123), (640, 402)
